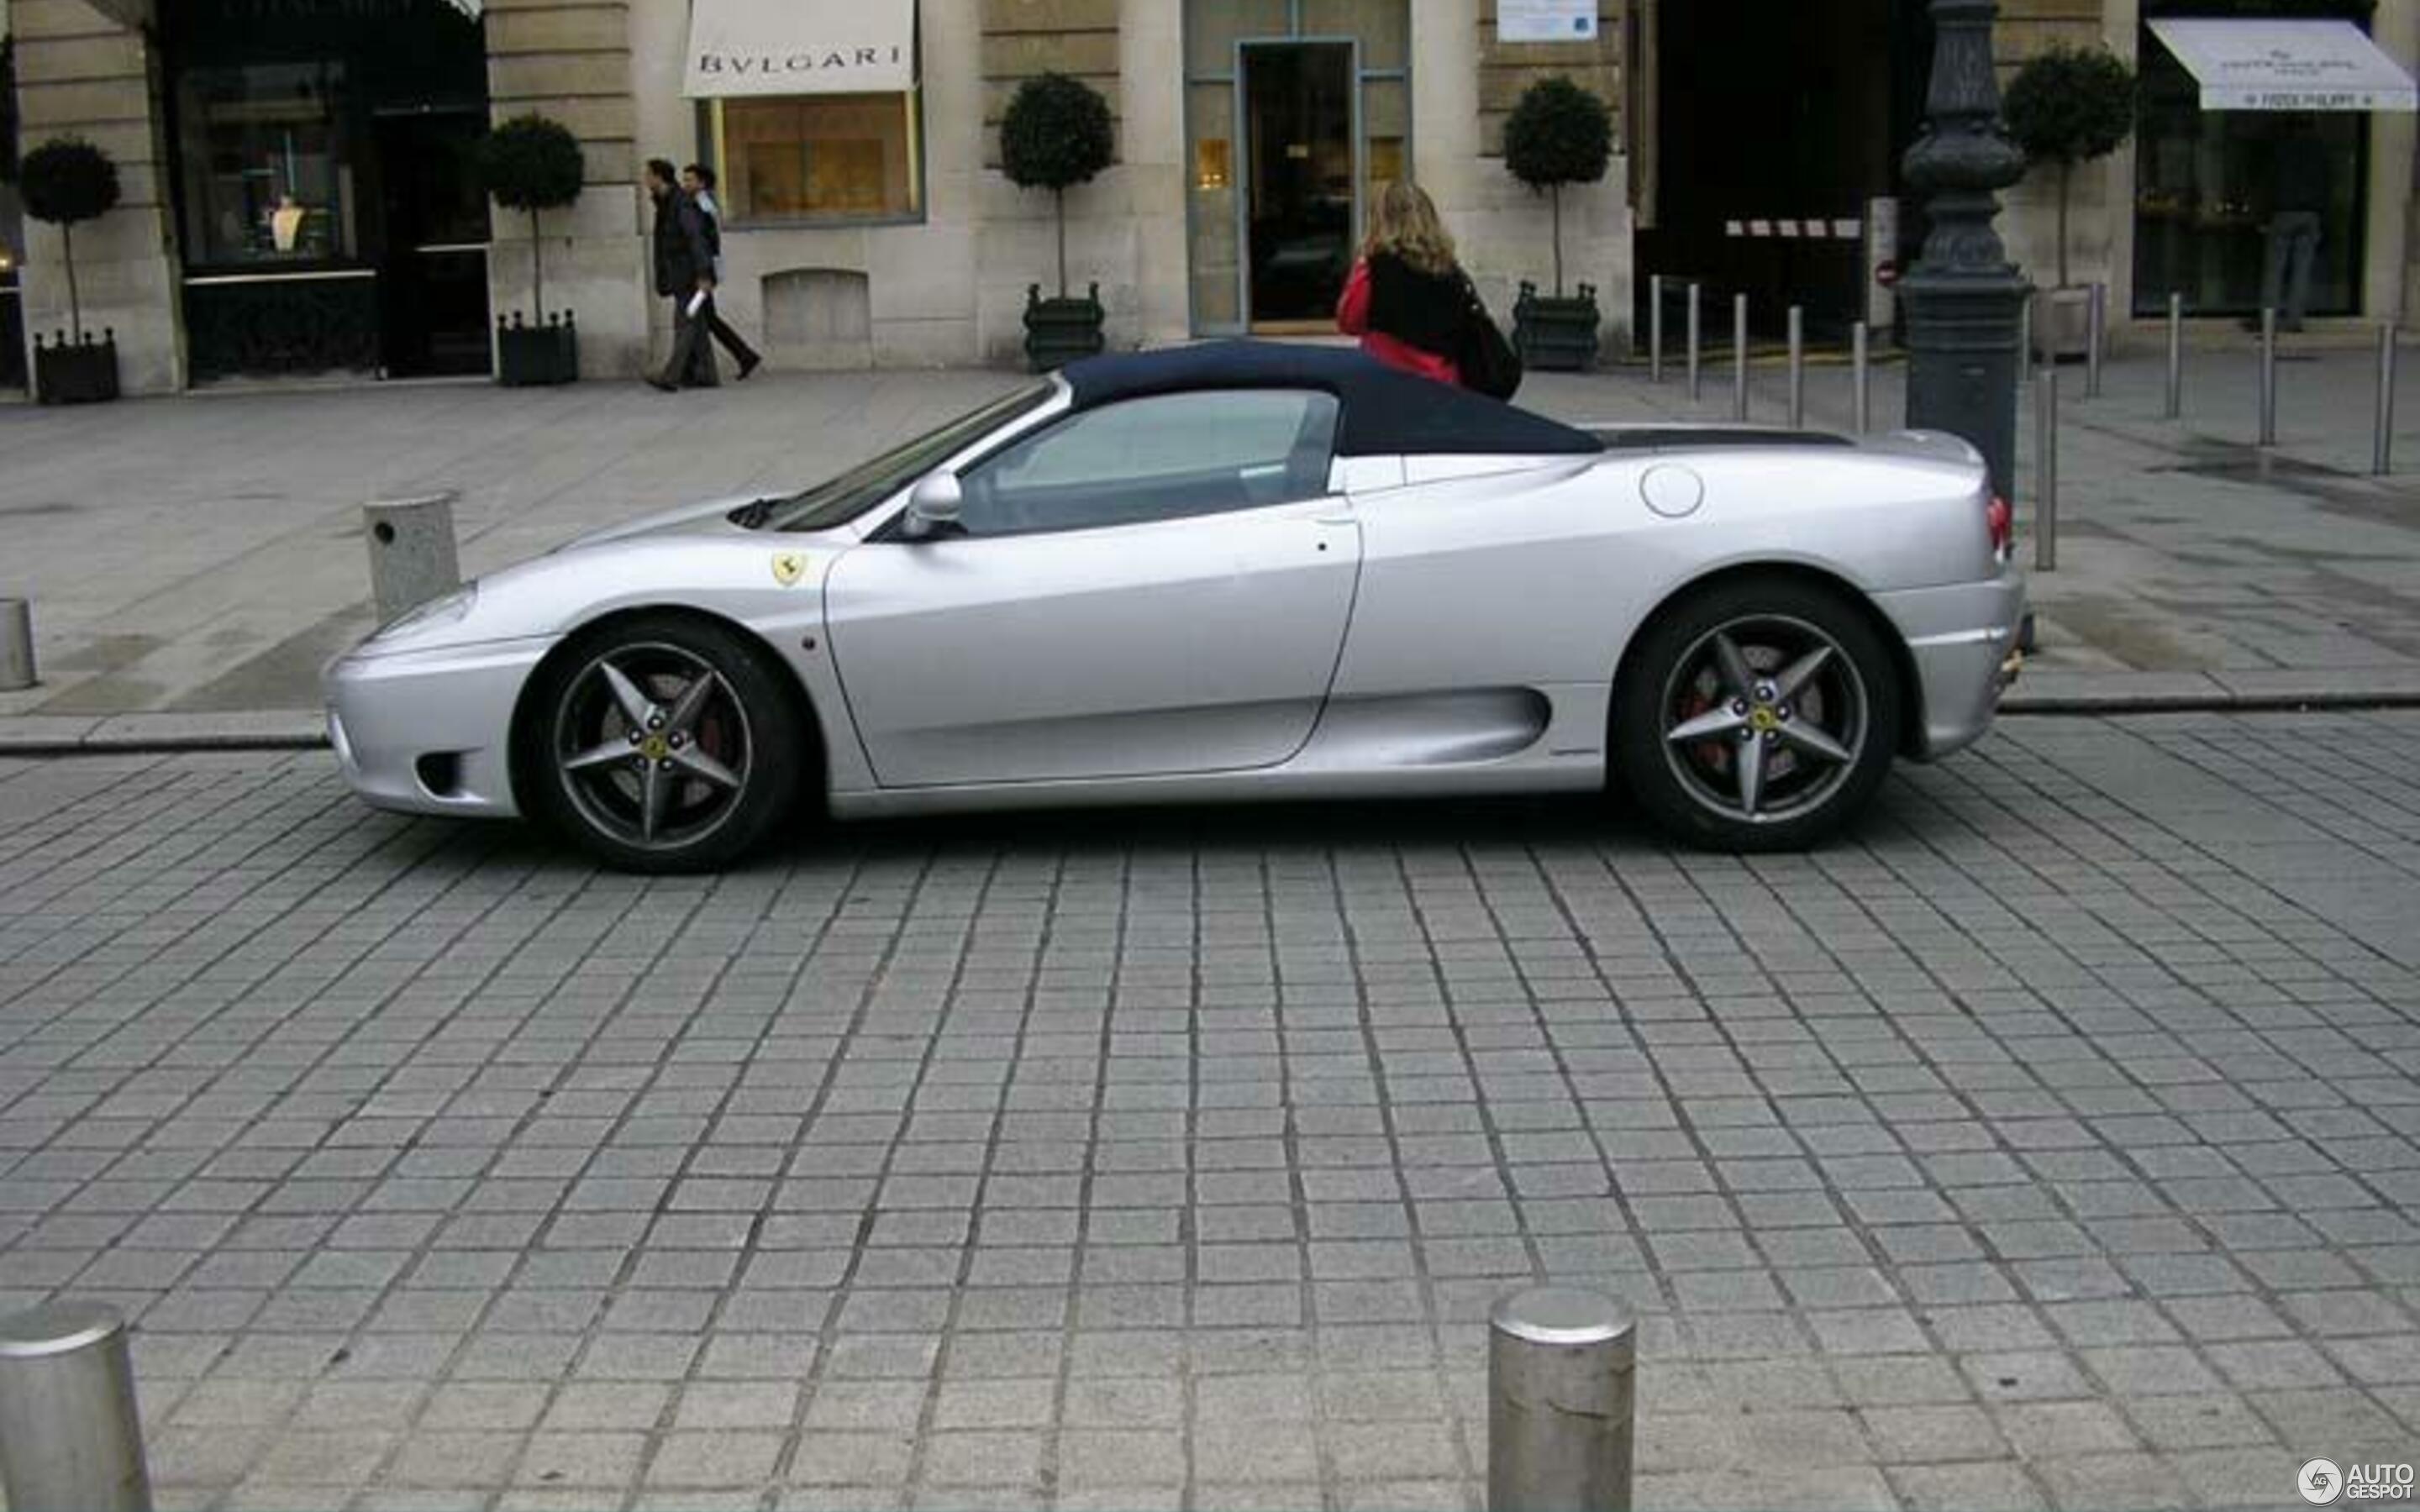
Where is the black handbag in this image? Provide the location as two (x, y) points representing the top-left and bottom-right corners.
(1455, 275), (1523, 400)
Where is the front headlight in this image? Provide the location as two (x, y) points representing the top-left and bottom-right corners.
(369, 583), (478, 644)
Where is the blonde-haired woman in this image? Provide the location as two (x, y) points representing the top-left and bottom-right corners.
(1336, 180), (1465, 385)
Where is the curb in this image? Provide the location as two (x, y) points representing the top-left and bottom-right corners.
(0, 712), (328, 757)
(6, 683), (2417, 758)
(2000, 667), (2420, 713)
(2003, 690), (2420, 715)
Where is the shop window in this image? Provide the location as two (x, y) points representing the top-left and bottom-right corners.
(2133, 0), (2373, 317)
(713, 93), (922, 224)
(176, 60), (356, 265)
(1, 180), (22, 393)
(1, 35), (19, 281)
(0, 182), (22, 280)
(1196, 138), (1233, 191)
(2133, 63), (2365, 317)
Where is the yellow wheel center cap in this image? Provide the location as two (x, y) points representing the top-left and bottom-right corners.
(640, 735), (670, 760)
(1749, 706), (1781, 733)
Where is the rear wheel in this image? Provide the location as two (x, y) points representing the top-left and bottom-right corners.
(518, 614), (805, 872)
(1613, 578), (1901, 852)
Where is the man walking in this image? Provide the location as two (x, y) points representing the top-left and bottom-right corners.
(681, 163), (760, 380)
(2260, 116), (2329, 333)
(645, 157), (718, 391)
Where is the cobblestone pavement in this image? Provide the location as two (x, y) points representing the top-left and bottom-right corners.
(3, 713), (2417, 1512)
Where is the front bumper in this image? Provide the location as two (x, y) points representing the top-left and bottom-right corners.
(324, 636), (552, 818)
(1875, 564), (2028, 761)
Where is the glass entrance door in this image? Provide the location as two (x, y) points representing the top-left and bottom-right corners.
(374, 109), (491, 376)
(1183, 2), (1407, 334)
(1241, 41), (1356, 328)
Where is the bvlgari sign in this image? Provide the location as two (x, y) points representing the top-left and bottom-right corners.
(684, 0), (916, 97)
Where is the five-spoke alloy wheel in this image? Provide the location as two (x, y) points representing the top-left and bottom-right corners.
(1614, 578), (1900, 851)
(519, 614), (806, 871)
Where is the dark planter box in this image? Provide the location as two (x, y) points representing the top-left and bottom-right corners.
(34, 331), (120, 404)
(497, 314), (579, 386)
(1024, 284), (1105, 372)
(1512, 282), (1601, 371)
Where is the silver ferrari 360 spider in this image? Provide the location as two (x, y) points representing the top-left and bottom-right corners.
(326, 343), (2023, 871)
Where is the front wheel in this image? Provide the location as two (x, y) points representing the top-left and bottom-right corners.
(518, 614), (806, 872)
(1612, 579), (1902, 852)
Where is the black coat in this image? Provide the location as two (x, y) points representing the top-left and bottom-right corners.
(651, 189), (714, 297)
(1365, 251), (1466, 360)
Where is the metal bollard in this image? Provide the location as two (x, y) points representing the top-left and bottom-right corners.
(1686, 283), (1702, 402)
(1786, 305), (1805, 429)
(0, 1303), (154, 1512)
(2034, 365), (2059, 574)
(1649, 275), (1665, 384)
(1851, 320), (1871, 435)
(2164, 291), (2184, 420)
(1489, 1287), (1636, 1512)
(2256, 307), (2279, 447)
(2085, 282), (2106, 398)
(363, 493), (462, 625)
(2376, 323), (2399, 476)
(2018, 288), (2034, 377)
(1732, 292), (1749, 423)
(0, 599), (34, 693)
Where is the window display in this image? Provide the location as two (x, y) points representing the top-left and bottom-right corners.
(713, 93), (922, 223)
(176, 60), (355, 265)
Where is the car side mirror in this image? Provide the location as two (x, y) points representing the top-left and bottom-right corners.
(901, 472), (964, 540)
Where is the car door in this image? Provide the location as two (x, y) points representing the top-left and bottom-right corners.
(824, 388), (1361, 787)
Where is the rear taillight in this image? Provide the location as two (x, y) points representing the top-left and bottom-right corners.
(1985, 493), (2013, 559)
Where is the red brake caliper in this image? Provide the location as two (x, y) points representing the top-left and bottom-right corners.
(1679, 687), (1730, 776)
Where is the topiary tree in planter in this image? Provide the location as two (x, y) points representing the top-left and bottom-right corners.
(474, 113), (586, 385)
(1002, 71), (1114, 370)
(2003, 44), (2135, 291)
(1502, 76), (1614, 370)
(19, 135), (122, 402)
(20, 136), (118, 342)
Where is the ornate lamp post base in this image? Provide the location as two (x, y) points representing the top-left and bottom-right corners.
(1902, 268), (2030, 500)
(1899, 0), (2030, 501)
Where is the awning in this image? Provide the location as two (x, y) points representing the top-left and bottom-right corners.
(684, 0), (915, 98)
(2149, 18), (2417, 112)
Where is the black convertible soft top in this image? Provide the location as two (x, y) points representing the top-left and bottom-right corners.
(1061, 341), (1603, 459)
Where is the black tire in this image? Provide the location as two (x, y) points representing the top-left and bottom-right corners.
(517, 612), (807, 873)
(1612, 576), (1901, 852)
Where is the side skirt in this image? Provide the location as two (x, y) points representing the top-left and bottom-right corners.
(829, 682), (1612, 820)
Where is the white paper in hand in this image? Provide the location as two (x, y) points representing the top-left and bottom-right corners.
(686, 290), (708, 318)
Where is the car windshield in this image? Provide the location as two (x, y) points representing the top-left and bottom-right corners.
(755, 382), (1058, 532)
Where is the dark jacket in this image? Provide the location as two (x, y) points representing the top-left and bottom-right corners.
(651, 188), (714, 297)
(2271, 133), (2330, 215)
(1363, 250), (1466, 359)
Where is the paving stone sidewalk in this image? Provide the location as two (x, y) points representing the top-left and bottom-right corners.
(2, 711), (2417, 1510)
(3, 340), (2417, 736)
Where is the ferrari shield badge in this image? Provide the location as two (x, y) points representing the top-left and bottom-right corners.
(771, 551), (808, 586)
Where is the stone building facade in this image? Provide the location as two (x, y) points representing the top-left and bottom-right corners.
(0, 0), (2411, 396)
